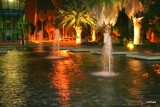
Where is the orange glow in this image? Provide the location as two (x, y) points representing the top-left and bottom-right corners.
(20, 40), (22, 45)
(33, 41), (39, 43)
(133, 79), (141, 84)
(142, 73), (149, 77)
(151, 32), (155, 42)
(133, 17), (143, 45)
(133, 80), (137, 84)
(144, 51), (151, 53)
(59, 50), (70, 57)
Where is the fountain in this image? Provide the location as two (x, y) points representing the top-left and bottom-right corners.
(39, 31), (43, 51)
(53, 29), (60, 52)
(102, 34), (112, 72)
(90, 2), (121, 77)
(35, 31), (46, 52)
(46, 29), (65, 59)
(90, 0), (143, 77)
(92, 34), (118, 77)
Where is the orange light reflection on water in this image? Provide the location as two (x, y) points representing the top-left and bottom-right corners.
(59, 50), (70, 57)
(152, 64), (160, 75)
(49, 51), (85, 107)
(50, 60), (71, 106)
(128, 59), (143, 72)
(142, 73), (149, 77)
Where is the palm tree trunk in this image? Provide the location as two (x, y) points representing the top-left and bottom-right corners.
(42, 22), (44, 40)
(42, 22), (44, 49)
(133, 17), (143, 44)
(74, 26), (82, 44)
(92, 28), (96, 42)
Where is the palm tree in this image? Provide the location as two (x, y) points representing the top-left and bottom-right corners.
(86, 0), (145, 45)
(47, 10), (54, 22)
(38, 10), (46, 38)
(85, 0), (123, 43)
(45, 10), (55, 40)
(124, 0), (143, 44)
(84, 0), (123, 72)
(56, 0), (96, 44)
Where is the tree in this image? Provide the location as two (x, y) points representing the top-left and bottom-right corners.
(123, 0), (144, 45)
(51, 0), (63, 23)
(56, 0), (96, 44)
(51, 0), (62, 15)
(45, 10), (56, 40)
(85, 0), (123, 43)
(38, 10), (46, 37)
(38, 10), (46, 51)
(18, 22), (31, 46)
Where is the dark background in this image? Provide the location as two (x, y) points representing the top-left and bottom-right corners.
(37, 0), (55, 12)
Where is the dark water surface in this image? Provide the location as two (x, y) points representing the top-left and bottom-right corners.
(0, 48), (160, 107)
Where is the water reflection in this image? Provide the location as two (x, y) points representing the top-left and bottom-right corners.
(152, 64), (160, 75)
(0, 49), (159, 106)
(124, 59), (147, 105)
(49, 51), (87, 106)
(51, 60), (71, 106)
(49, 51), (79, 107)
(142, 73), (149, 77)
(128, 59), (144, 72)
(0, 51), (28, 106)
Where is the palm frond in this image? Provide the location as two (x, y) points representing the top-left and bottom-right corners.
(56, 0), (97, 29)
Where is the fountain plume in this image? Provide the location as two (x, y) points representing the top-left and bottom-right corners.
(86, 0), (122, 73)
(46, 29), (65, 60)
(102, 34), (112, 72)
(53, 29), (60, 52)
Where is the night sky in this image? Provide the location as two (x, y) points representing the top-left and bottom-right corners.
(37, 0), (55, 12)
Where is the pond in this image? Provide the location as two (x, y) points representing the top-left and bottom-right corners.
(0, 48), (160, 107)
